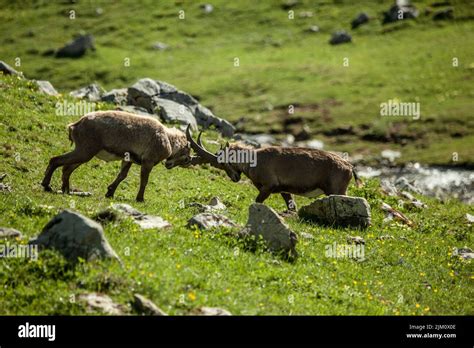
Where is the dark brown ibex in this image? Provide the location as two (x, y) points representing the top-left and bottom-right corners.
(182, 126), (362, 212)
(41, 111), (191, 202)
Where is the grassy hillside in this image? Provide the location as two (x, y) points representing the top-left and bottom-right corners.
(0, 0), (473, 165)
(0, 75), (472, 315)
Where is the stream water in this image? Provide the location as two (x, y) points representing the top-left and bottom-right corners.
(357, 163), (473, 205)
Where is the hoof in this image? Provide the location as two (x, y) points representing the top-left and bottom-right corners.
(136, 197), (145, 203)
(105, 191), (114, 198)
(279, 210), (297, 218)
(42, 184), (53, 192)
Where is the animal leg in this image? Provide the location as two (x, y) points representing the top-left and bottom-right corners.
(61, 163), (81, 194)
(255, 189), (271, 204)
(281, 192), (297, 211)
(42, 149), (97, 192)
(106, 160), (132, 198)
(136, 161), (154, 202)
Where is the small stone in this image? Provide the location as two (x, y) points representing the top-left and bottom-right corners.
(101, 88), (128, 105)
(347, 236), (365, 245)
(70, 83), (104, 102)
(151, 42), (169, 51)
(187, 213), (237, 230)
(192, 307), (232, 316)
(79, 293), (126, 315)
(35, 80), (59, 96)
(329, 31), (352, 45)
(0, 183), (12, 192)
(300, 232), (314, 240)
(381, 149), (401, 163)
(0, 60), (23, 77)
(97, 203), (171, 230)
(200, 4), (214, 14)
(452, 247), (474, 260)
(465, 213), (474, 223)
(132, 294), (167, 316)
(55, 34), (95, 58)
(351, 12), (370, 29)
(0, 227), (22, 239)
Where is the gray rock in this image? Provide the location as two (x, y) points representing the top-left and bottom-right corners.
(0, 227), (22, 239)
(70, 83), (104, 102)
(126, 78), (235, 136)
(56, 34), (95, 58)
(297, 139), (324, 150)
(351, 12), (370, 29)
(155, 80), (199, 107)
(239, 203), (298, 256)
(395, 177), (422, 194)
(192, 307), (232, 316)
(151, 42), (169, 51)
(200, 4), (214, 14)
(0, 183), (12, 192)
(234, 133), (276, 146)
(127, 78), (161, 112)
(380, 178), (398, 196)
(79, 293), (126, 315)
(400, 191), (427, 209)
(347, 235), (365, 245)
(299, 195), (371, 228)
(116, 105), (156, 117)
(191, 197), (227, 212)
(383, 4), (418, 24)
(132, 294), (167, 316)
(101, 88), (128, 105)
(194, 105), (235, 137)
(187, 213), (237, 230)
(452, 247), (473, 260)
(153, 98), (198, 130)
(466, 213), (474, 223)
(35, 80), (59, 96)
(305, 25), (320, 33)
(329, 31), (352, 45)
(98, 203), (171, 230)
(29, 210), (120, 262)
(299, 232), (314, 240)
(381, 149), (401, 162)
(433, 8), (453, 21)
(0, 61), (22, 76)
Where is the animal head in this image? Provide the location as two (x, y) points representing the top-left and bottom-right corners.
(164, 143), (192, 169)
(184, 125), (242, 182)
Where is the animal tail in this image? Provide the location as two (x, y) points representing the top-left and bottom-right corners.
(67, 122), (76, 146)
(353, 168), (363, 188)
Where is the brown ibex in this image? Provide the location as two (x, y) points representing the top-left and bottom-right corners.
(41, 111), (191, 202)
(182, 126), (362, 212)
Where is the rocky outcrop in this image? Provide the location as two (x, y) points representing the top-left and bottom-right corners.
(29, 210), (120, 262)
(299, 195), (371, 228)
(239, 203), (298, 257)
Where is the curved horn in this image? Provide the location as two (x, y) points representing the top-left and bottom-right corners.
(197, 131), (204, 147)
(186, 125), (218, 164)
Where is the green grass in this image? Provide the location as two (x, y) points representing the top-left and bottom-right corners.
(0, 75), (472, 315)
(0, 0), (473, 165)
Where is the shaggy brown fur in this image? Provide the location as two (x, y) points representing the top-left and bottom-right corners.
(41, 110), (190, 202)
(185, 130), (362, 211)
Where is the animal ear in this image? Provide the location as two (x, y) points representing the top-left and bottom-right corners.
(225, 141), (230, 148)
